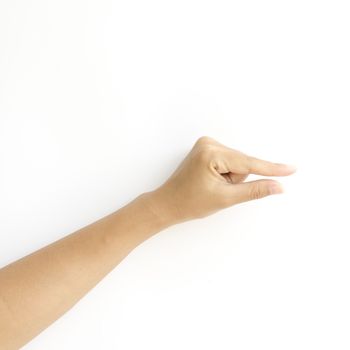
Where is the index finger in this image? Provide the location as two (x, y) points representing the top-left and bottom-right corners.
(245, 155), (297, 176)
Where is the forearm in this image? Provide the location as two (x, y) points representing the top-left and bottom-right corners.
(0, 190), (173, 350)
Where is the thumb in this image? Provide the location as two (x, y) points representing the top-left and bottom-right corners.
(230, 179), (284, 205)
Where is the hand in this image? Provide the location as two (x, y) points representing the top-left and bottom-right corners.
(147, 136), (296, 225)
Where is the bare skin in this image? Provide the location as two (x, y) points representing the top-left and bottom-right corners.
(0, 136), (296, 349)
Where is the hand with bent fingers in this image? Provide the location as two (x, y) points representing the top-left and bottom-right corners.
(149, 136), (297, 224)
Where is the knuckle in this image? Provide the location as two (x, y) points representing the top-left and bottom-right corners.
(244, 155), (253, 172)
(249, 183), (264, 200)
(195, 135), (215, 146)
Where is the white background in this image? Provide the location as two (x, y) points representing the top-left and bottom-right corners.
(1, 1), (349, 349)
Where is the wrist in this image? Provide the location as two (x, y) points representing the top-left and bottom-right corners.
(137, 188), (180, 230)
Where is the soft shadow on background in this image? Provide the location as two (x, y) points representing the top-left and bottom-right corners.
(0, 1), (349, 349)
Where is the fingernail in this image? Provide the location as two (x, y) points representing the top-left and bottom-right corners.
(269, 183), (283, 195)
(285, 164), (297, 172)
(275, 163), (297, 172)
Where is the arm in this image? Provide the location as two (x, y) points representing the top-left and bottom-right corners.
(0, 136), (296, 349)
